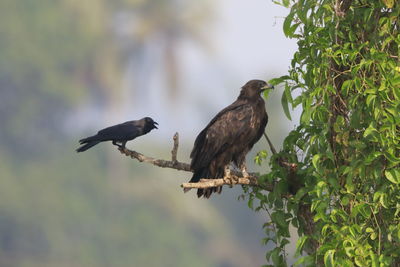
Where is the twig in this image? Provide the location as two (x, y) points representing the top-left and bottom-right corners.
(171, 132), (179, 163)
(119, 147), (191, 172)
(264, 132), (277, 155)
(118, 132), (189, 171)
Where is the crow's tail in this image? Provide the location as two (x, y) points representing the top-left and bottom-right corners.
(76, 141), (100, 152)
(78, 135), (98, 144)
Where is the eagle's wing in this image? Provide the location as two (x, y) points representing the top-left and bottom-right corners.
(190, 103), (253, 170)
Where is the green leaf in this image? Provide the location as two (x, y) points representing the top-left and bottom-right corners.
(370, 232), (377, 240)
(294, 255), (314, 266)
(385, 169), (400, 184)
(370, 251), (379, 267)
(281, 84), (292, 120)
(280, 238), (290, 247)
(282, 0), (290, 8)
(271, 248), (282, 266)
(269, 76), (290, 86)
(363, 124), (379, 138)
(293, 187), (309, 202)
(366, 94), (376, 107)
(312, 154), (321, 170)
(379, 193), (389, 209)
(324, 250), (335, 267)
(271, 211), (287, 228)
(283, 12), (295, 38)
(295, 236), (308, 257)
(300, 99), (312, 125)
(393, 85), (400, 100)
(384, 151), (400, 164)
(248, 197), (254, 209)
(341, 79), (353, 95)
(365, 152), (382, 165)
(382, 0), (394, 8)
(341, 196), (350, 206)
(366, 227), (374, 233)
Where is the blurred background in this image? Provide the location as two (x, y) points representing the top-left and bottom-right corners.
(0, 0), (297, 266)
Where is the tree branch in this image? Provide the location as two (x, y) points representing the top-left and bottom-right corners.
(118, 132), (275, 192)
(264, 132), (277, 155)
(118, 132), (191, 172)
(182, 175), (260, 189)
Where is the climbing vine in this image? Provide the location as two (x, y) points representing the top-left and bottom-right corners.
(250, 0), (400, 265)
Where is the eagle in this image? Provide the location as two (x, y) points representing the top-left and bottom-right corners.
(188, 80), (273, 198)
(76, 117), (158, 152)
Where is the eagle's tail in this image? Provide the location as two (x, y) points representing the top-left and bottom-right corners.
(189, 168), (209, 183)
(185, 168), (222, 198)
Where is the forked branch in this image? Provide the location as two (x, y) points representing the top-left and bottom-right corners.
(119, 133), (191, 172)
(118, 132), (276, 191)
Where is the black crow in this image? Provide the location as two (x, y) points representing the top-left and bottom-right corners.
(76, 117), (158, 152)
(188, 80), (273, 198)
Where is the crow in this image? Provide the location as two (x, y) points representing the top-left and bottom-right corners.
(76, 117), (158, 152)
(188, 80), (273, 198)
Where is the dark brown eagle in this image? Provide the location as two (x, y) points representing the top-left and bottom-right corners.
(188, 80), (273, 198)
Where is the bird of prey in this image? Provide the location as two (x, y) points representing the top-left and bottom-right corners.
(188, 80), (273, 198)
(76, 117), (158, 152)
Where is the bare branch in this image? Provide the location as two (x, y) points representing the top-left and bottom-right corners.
(182, 176), (256, 189)
(171, 132), (179, 163)
(264, 132), (277, 155)
(118, 133), (278, 192)
(118, 143), (191, 172)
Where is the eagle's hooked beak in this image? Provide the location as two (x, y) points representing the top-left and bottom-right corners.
(261, 83), (274, 91)
(153, 121), (159, 129)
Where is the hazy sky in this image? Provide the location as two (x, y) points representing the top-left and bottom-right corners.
(150, 0), (298, 140)
(73, 0), (299, 143)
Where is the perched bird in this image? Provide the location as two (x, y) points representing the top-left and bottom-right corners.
(76, 117), (158, 152)
(188, 80), (273, 198)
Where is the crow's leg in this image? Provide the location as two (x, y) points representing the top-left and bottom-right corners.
(112, 140), (119, 147)
(112, 141), (123, 149)
(120, 141), (127, 149)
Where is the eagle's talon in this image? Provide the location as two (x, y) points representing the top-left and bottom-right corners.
(224, 176), (234, 187)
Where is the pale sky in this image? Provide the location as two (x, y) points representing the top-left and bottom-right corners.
(72, 0), (299, 144)
(150, 0), (298, 142)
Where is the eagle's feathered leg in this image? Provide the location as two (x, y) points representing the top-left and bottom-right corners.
(224, 165), (231, 177)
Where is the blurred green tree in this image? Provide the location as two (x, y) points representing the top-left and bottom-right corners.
(0, 0), (109, 156)
(0, 0), (212, 158)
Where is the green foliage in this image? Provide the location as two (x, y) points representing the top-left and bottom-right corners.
(0, 0), (111, 157)
(254, 0), (400, 265)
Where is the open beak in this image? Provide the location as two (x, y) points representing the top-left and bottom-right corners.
(153, 121), (159, 129)
(261, 83), (274, 91)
